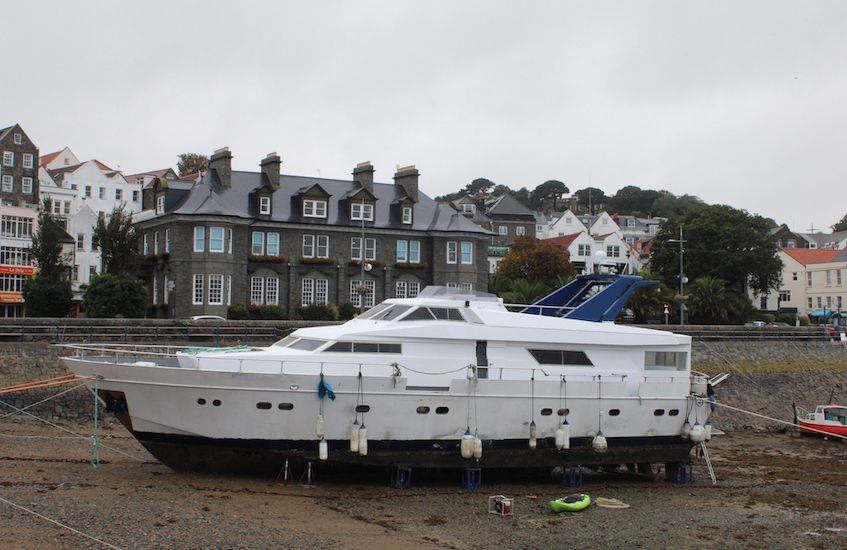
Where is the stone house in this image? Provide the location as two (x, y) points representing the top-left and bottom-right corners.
(135, 149), (492, 318)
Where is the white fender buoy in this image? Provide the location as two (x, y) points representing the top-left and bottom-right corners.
(592, 430), (608, 453)
(316, 414), (325, 438)
(349, 419), (360, 453)
(461, 430), (474, 459)
(358, 423), (368, 456)
(681, 419), (692, 439)
(704, 422), (713, 440)
(529, 420), (537, 449)
(556, 420), (571, 450)
(318, 438), (328, 460)
(689, 422), (706, 443)
(473, 432), (483, 459)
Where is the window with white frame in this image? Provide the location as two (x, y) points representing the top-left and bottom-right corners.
(807, 297), (813, 309)
(826, 270), (832, 286)
(23, 153), (33, 169)
(837, 270), (843, 285)
(13, 134), (21, 145)
(250, 276), (265, 305)
(152, 276), (158, 304)
(351, 202), (374, 221)
(227, 275), (232, 305)
(516, 226), (526, 236)
(807, 272), (813, 287)
(817, 296), (823, 308)
(1, 176), (12, 192)
(578, 244), (591, 256)
(498, 226), (508, 235)
(3, 151), (13, 166)
(267, 233), (280, 256)
(163, 275), (169, 304)
(77, 234), (84, 251)
(827, 296), (832, 308)
(99, 187), (105, 199)
(153, 231), (159, 254)
(165, 229), (170, 253)
(303, 199), (327, 218)
(402, 206), (412, 224)
(209, 227), (225, 253)
(779, 289), (790, 302)
(84, 185), (91, 198)
(351, 237), (376, 261)
(303, 234), (329, 258)
(227, 228), (232, 253)
(266, 277), (279, 305)
(208, 274), (224, 305)
(252, 232), (264, 255)
(838, 296), (843, 310)
(193, 227), (205, 252)
(0, 246), (30, 265)
(446, 241), (457, 264)
(259, 196), (271, 215)
(394, 281), (420, 298)
(606, 245), (620, 258)
(63, 201), (70, 215)
(1, 216), (32, 239)
(302, 278), (329, 305)
(132, 190), (140, 202)
(409, 240), (420, 263)
(459, 283), (473, 291)
(193, 274), (204, 304)
(115, 189), (123, 201)
(143, 234), (149, 255)
(303, 234), (314, 257)
(350, 279), (375, 308)
(462, 203), (475, 214)
(396, 240), (408, 262)
(460, 241), (473, 264)
(156, 195), (165, 214)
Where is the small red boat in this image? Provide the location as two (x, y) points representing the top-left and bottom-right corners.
(794, 404), (847, 438)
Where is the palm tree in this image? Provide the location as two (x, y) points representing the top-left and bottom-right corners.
(687, 276), (729, 324)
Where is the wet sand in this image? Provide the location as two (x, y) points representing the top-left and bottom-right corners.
(1, 417), (846, 549)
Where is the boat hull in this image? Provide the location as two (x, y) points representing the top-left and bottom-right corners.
(797, 420), (847, 438)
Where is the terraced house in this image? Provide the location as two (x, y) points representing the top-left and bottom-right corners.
(135, 148), (492, 318)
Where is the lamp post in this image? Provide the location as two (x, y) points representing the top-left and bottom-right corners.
(667, 225), (686, 324)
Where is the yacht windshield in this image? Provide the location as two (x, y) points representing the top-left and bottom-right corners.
(358, 304), (412, 321)
(288, 338), (325, 351)
(272, 335), (298, 347)
(400, 307), (466, 321)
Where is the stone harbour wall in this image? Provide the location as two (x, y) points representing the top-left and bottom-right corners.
(1, 338), (845, 430)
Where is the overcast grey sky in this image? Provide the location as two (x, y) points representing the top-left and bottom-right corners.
(6, 1), (846, 230)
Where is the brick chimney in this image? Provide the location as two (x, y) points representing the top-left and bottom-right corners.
(209, 147), (233, 189)
(393, 165), (419, 202)
(352, 161), (374, 193)
(260, 152), (281, 189)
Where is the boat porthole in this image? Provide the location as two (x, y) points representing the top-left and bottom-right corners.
(668, 409), (680, 416)
(557, 408), (570, 417)
(540, 408), (553, 416)
(416, 406), (430, 414)
(435, 406), (449, 415)
(356, 405), (370, 413)
(197, 398), (206, 405)
(653, 409), (665, 416)
(609, 409), (620, 416)
(278, 403), (294, 411)
(212, 399), (222, 407)
(256, 402), (272, 410)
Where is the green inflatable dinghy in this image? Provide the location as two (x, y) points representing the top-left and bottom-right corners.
(549, 493), (591, 512)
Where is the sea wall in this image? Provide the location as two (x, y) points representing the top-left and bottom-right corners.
(1, 337), (845, 430)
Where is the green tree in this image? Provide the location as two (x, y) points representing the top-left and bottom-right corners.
(625, 270), (676, 324)
(495, 237), (575, 287)
(83, 274), (147, 318)
(686, 276), (729, 324)
(832, 214), (847, 232)
(177, 153), (209, 176)
(92, 206), (138, 274)
(650, 204), (782, 298)
(24, 199), (73, 317)
(573, 187), (608, 213)
(465, 178), (495, 197)
(651, 192), (704, 218)
(607, 186), (660, 216)
(530, 180), (569, 210)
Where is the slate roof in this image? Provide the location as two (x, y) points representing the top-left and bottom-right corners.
(485, 194), (535, 218)
(798, 231), (847, 249)
(166, 171), (493, 234)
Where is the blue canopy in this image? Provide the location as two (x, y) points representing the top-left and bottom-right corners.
(809, 309), (834, 317)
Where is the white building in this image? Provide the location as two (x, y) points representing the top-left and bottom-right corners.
(38, 150), (143, 306)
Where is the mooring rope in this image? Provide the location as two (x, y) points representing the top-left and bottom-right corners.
(0, 379), (90, 420)
(711, 399), (847, 441)
(0, 398), (147, 462)
(0, 495), (125, 550)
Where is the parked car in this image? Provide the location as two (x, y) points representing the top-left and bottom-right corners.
(766, 322), (790, 327)
(746, 320), (767, 328)
(190, 315), (226, 321)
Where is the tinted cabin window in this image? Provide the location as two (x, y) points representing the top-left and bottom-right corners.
(476, 341), (488, 379)
(528, 349), (593, 366)
(403, 307), (436, 320)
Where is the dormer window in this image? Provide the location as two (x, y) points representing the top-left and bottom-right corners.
(462, 203), (475, 214)
(351, 202), (373, 221)
(156, 195), (165, 214)
(626, 219), (634, 227)
(402, 206), (412, 224)
(303, 199), (327, 218)
(259, 196), (271, 215)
